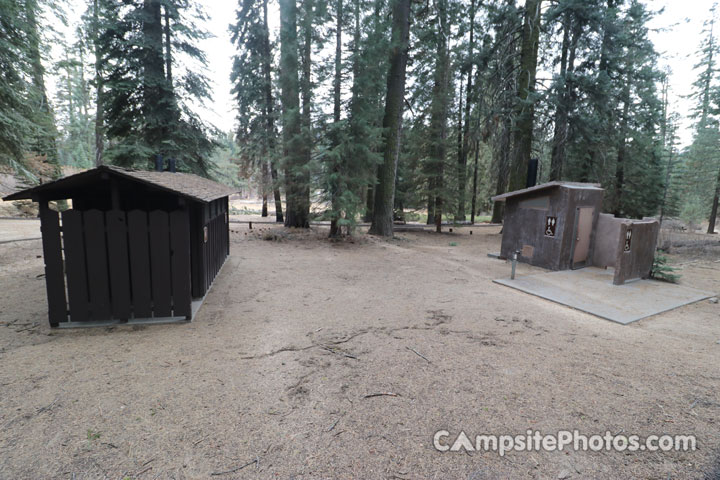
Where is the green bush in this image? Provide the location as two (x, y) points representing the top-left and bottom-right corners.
(651, 252), (681, 284)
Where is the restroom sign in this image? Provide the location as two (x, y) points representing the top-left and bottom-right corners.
(545, 216), (557, 237)
(624, 229), (632, 251)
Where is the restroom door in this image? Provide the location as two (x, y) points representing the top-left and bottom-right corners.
(571, 207), (594, 268)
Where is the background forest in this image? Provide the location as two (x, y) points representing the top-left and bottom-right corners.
(1, 0), (719, 235)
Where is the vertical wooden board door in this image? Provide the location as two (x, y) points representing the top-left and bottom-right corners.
(40, 205), (67, 326)
(61, 210), (90, 322)
(169, 210), (192, 318)
(572, 207), (594, 267)
(149, 210), (172, 318)
(84, 209), (112, 320)
(106, 210), (132, 320)
(128, 210), (152, 318)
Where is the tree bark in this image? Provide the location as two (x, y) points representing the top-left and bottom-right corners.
(262, 0), (283, 222)
(471, 140), (479, 224)
(708, 166), (720, 233)
(550, 13), (580, 181)
(141, 0), (167, 156)
(93, 0), (104, 166)
(491, 117), (512, 224)
(457, 0), (475, 221)
(279, 0), (307, 227)
(508, 0), (542, 192)
(549, 12), (570, 181)
(428, 0), (450, 233)
(613, 86), (630, 216)
(583, 0), (616, 181)
(330, 0), (343, 237)
(369, 0), (411, 237)
(261, 161), (269, 217)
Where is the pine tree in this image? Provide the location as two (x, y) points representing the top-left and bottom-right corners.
(426, 0), (451, 232)
(231, 0), (284, 222)
(369, 0), (411, 236)
(55, 38), (95, 167)
(26, 0), (60, 171)
(455, 0), (476, 221)
(508, 0), (542, 192)
(676, 3), (720, 229)
(102, 0), (216, 175)
(279, 0), (310, 227)
(0, 0), (38, 173)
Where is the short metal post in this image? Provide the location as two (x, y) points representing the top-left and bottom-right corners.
(511, 251), (518, 280)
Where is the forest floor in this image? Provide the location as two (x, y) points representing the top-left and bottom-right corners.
(0, 222), (719, 479)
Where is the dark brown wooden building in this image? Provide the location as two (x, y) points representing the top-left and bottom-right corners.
(3, 166), (236, 327)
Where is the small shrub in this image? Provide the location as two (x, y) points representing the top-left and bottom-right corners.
(651, 252), (681, 283)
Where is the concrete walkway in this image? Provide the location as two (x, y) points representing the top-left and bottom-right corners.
(495, 267), (714, 324)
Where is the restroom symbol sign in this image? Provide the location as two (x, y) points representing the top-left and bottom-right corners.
(545, 216), (557, 237)
(624, 229), (632, 251)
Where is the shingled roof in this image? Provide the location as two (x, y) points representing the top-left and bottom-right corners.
(3, 165), (237, 203)
(491, 181), (602, 202)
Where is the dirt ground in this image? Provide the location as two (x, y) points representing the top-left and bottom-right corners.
(0, 222), (719, 479)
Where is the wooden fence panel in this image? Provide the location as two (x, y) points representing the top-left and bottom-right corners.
(39, 205), (67, 326)
(170, 211), (192, 317)
(61, 210), (90, 322)
(84, 209), (112, 320)
(128, 210), (152, 318)
(149, 210), (172, 317)
(106, 210), (132, 320)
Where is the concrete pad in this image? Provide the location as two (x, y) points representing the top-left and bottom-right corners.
(494, 267), (714, 324)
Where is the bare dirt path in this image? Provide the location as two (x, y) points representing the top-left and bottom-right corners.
(0, 218), (41, 243)
(0, 226), (718, 479)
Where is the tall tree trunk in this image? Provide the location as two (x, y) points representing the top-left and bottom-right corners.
(260, 0), (283, 222)
(549, 12), (571, 181)
(429, 0), (450, 233)
(141, 0), (167, 157)
(550, 13), (580, 181)
(456, 83), (463, 221)
(261, 161), (269, 217)
(279, 0), (307, 227)
(364, 183), (374, 222)
(369, 0), (411, 236)
(457, 0), (476, 221)
(426, 181), (435, 225)
(508, 0), (542, 192)
(290, 0), (313, 228)
(613, 86), (630, 216)
(330, 0), (343, 237)
(583, 0), (616, 181)
(93, 0), (104, 166)
(708, 166), (720, 233)
(471, 140), (479, 224)
(491, 117), (512, 223)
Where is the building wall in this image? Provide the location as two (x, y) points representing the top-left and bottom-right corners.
(500, 188), (567, 270)
(500, 187), (604, 271)
(591, 213), (625, 268)
(613, 219), (660, 285)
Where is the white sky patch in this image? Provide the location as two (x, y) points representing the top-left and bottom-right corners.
(50, 0), (714, 147)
